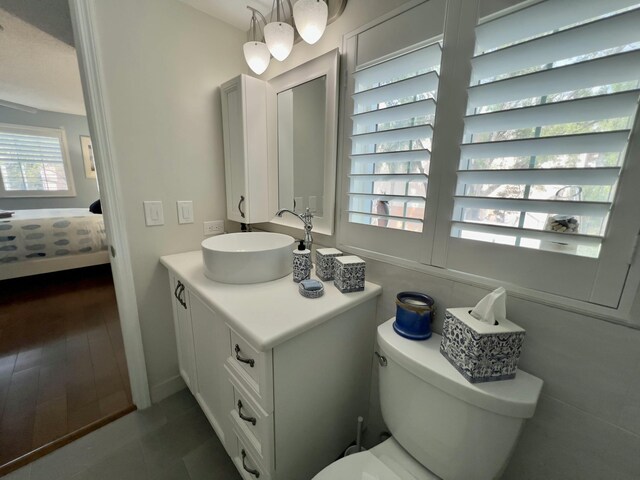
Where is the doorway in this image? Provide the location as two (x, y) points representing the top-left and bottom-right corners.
(0, 0), (136, 472)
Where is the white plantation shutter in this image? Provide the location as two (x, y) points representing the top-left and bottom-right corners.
(434, 0), (640, 307)
(0, 124), (74, 197)
(347, 42), (442, 233)
(451, 0), (640, 258)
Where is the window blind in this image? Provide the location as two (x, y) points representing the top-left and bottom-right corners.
(452, 0), (640, 258)
(0, 127), (69, 192)
(348, 42), (442, 233)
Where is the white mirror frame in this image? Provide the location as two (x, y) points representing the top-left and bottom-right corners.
(267, 48), (340, 236)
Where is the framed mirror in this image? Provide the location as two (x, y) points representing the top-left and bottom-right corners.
(267, 48), (339, 235)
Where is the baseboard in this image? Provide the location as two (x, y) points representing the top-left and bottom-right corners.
(150, 375), (186, 403)
(0, 405), (136, 477)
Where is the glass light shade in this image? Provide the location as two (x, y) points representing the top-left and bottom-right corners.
(293, 0), (328, 45)
(264, 21), (294, 61)
(243, 41), (271, 75)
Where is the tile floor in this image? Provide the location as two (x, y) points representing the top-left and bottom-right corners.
(0, 266), (132, 466)
(2, 389), (241, 480)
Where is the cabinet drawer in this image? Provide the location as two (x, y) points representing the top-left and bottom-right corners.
(227, 365), (273, 468)
(228, 328), (273, 412)
(233, 433), (271, 480)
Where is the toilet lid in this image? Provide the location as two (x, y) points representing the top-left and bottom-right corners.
(313, 451), (404, 480)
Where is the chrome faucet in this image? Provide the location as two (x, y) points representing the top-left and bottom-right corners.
(276, 207), (314, 257)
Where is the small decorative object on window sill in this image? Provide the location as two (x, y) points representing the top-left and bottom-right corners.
(440, 288), (526, 384)
(542, 186), (582, 254)
(315, 247), (343, 281)
(393, 292), (434, 340)
(293, 239), (311, 283)
(334, 255), (365, 293)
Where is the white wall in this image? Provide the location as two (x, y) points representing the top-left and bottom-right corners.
(89, 0), (246, 400)
(253, 0), (640, 478)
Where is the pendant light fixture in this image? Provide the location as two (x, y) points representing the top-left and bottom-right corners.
(243, 0), (337, 72)
(293, 0), (328, 45)
(243, 7), (271, 75)
(264, 0), (294, 61)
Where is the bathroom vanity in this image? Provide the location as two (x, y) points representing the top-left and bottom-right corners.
(161, 251), (381, 480)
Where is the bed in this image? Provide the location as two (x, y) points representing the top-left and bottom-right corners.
(0, 208), (109, 280)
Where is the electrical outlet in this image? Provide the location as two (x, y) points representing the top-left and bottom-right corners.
(203, 220), (224, 236)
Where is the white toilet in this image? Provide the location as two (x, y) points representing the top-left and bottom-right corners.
(314, 318), (543, 480)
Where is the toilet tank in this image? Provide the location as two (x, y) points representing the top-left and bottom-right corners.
(376, 319), (543, 480)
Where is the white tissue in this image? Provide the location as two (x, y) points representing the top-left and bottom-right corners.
(470, 287), (506, 325)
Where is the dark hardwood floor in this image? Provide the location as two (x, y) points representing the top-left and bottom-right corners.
(0, 265), (133, 468)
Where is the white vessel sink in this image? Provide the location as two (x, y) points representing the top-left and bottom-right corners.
(202, 232), (295, 284)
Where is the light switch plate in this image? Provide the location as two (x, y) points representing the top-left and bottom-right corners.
(143, 201), (164, 226)
(177, 201), (194, 224)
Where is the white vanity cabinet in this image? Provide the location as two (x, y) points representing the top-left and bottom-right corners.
(162, 251), (382, 480)
(220, 74), (272, 224)
(168, 273), (234, 453)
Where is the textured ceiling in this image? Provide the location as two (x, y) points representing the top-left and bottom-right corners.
(178, 0), (275, 30)
(0, 7), (85, 115)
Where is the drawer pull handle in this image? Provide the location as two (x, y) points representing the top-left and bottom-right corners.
(237, 400), (257, 426)
(241, 449), (260, 478)
(235, 344), (255, 368)
(174, 281), (186, 309)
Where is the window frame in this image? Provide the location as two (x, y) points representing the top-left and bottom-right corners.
(0, 123), (77, 198)
(336, 0), (640, 323)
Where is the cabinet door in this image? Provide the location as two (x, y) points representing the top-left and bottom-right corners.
(221, 78), (248, 223)
(169, 275), (197, 394)
(220, 74), (271, 224)
(190, 292), (234, 453)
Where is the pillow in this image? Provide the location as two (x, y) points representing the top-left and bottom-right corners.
(89, 199), (102, 214)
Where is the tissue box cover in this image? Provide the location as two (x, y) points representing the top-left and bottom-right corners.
(440, 307), (525, 383)
(316, 248), (343, 281)
(334, 256), (365, 293)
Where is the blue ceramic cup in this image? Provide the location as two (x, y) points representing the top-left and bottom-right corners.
(393, 292), (434, 340)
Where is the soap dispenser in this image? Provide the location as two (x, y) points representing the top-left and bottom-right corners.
(293, 240), (311, 283)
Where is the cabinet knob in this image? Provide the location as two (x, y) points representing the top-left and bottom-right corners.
(237, 399), (257, 426)
(238, 195), (246, 219)
(241, 449), (260, 478)
(234, 344), (255, 368)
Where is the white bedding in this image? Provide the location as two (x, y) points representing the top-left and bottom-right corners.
(0, 208), (108, 265)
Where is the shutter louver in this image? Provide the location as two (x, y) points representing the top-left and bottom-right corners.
(347, 42), (442, 233)
(0, 128), (69, 192)
(452, 0), (640, 258)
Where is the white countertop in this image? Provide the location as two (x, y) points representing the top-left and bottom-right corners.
(160, 251), (382, 351)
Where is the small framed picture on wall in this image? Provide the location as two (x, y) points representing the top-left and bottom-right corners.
(80, 135), (97, 179)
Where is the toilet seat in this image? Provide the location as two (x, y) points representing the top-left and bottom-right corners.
(313, 438), (439, 480)
(313, 450), (403, 480)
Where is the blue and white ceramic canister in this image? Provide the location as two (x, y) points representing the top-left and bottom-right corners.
(393, 292), (434, 340)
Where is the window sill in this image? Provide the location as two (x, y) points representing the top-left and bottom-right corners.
(337, 241), (640, 330)
(0, 191), (77, 198)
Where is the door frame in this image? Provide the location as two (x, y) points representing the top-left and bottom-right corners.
(68, 0), (151, 408)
